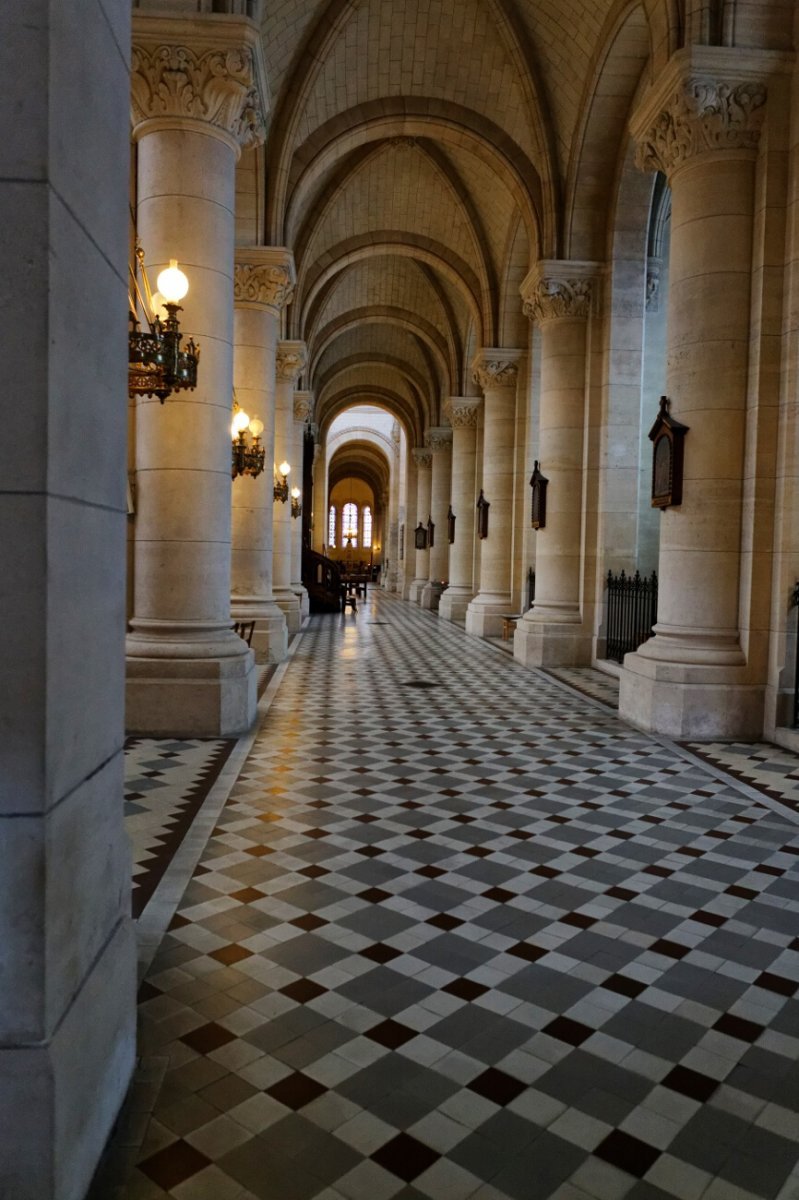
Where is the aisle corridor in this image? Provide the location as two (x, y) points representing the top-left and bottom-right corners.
(122, 594), (799, 1200)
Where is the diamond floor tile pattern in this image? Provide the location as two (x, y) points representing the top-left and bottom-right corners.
(119, 593), (799, 1200)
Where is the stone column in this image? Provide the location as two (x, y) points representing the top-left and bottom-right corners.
(0, 6), (136, 1196)
(231, 249), (294, 664)
(292, 392), (313, 617)
(312, 436), (327, 554)
(440, 398), (481, 622)
(273, 341), (307, 634)
(408, 447), (433, 603)
(126, 13), (266, 735)
(619, 62), (768, 738)
(465, 351), (524, 637)
(421, 427), (453, 608)
(514, 263), (597, 667)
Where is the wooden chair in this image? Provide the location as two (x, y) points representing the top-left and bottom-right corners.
(233, 619), (256, 646)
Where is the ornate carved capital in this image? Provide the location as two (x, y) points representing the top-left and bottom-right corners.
(234, 249), (295, 312)
(523, 278), (593, 323)
(471, 350), (522, 391)
(426, 426), (453, 453)
(412, 448), (433, 470)
(131, 14), (268, 149)
(635, 76), (766, 178)
(446, 397), (481, 428)
(293, 392), (313, 424)
(276, 341), (308, 385)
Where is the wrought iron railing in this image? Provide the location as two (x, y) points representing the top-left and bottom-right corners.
(605, 569), (658, 662)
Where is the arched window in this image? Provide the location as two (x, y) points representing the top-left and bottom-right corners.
(342, 502), (358, 548)
(362, 506), (373, 549)
(328, 505), (337, 548)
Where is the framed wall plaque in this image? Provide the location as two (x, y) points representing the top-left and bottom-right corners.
(649, 395), (689, 509)
(414, 522), (428, 550)
(477, 490), (490, 539)
(529, 460), (548, 529)
(447, 505), (456, 544)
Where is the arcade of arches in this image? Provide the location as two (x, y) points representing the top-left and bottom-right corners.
(3, 0), (799, 1196)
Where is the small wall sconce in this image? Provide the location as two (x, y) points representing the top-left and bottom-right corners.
(231, 404), (265, 479)
(128, 246), (199, 402)
(274, 461), (291, 503)
(427, 516), (435, 548)
(447, 505), (456, 544)
(291, 486), (302, 518)
(414, 522), (428, 550)
(477, 490), (490, 539)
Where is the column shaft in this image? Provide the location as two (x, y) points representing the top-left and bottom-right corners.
(230, 250), (294, 663)
(421, 428), (452, 610)
(408, 449), (432, 603)
(514, 269), (595, 667)
(440, 399), (480, 622)
(465, 351), (523, 637)
(620, 65), (767, 738)
(0, 5), (135, 1195)
(272, 343), (307, 634)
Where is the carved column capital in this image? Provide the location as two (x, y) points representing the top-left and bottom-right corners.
(635, 77), (766, 177)
(234, 248), (296, 312)
(131, 13), (268, 151)
(471, 349), (523, 391)
(293, 391), (313, 424)
(630, 52), (778, 180)
(520, 261), (600, 324)
(426, 426), (453, 453)
(412, 448), (433, 470)
(276, 341), (308, 385)
(445, 397), (482, 428)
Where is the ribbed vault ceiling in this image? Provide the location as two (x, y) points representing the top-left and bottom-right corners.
(259, 0), (665, 442)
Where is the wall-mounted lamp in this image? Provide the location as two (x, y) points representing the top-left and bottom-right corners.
(291, 486), (302, 519)
(274, 461), (291, 503)
(231, 403), (265, 479)
(128, 246), (199, 402)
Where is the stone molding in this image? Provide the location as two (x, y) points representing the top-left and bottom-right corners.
(413, 448), (433, 469)
(471, 349), (523, 391)
(426, 427), (453, 453)
(293, 392), (313, 424)
(391, 421), (401, 444)
(636, 77), (766, 177)
(131, 14), (268, 149)
(520, 261), (599, 324)
(276, 341), (308, 384)
(446, 397), (482, 428)
(234, 248), (296, 312)
(646, 257), (662, 312)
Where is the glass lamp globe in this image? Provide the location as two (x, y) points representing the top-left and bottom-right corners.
(232, 409), (250, 436)
(149, 290), (168, 320)
(279, 461), (291, 478)
(156, 260), (189, 304)
(248, 417), (264, 438)
(291, 486), (301, 500)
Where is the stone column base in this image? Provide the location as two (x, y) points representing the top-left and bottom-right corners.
(231, 600), (288, 664)
(407, 579), (427, 604)
(126, 651), (257, 736)
(619, 652), (764, 739)
(439, 588), (473, 623)
(273, 591), (302, 634)
(420, 582), (445, 610)
(514, 618), (592, 668)
(0, 919), (135, 1200)
(464, 595), (513, 638)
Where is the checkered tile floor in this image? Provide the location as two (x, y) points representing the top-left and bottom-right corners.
(109, 593), (799, 1200)
(126, 738), (237, 918)
(542, 667), (621, 711)
(685, 743), (799, 816)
